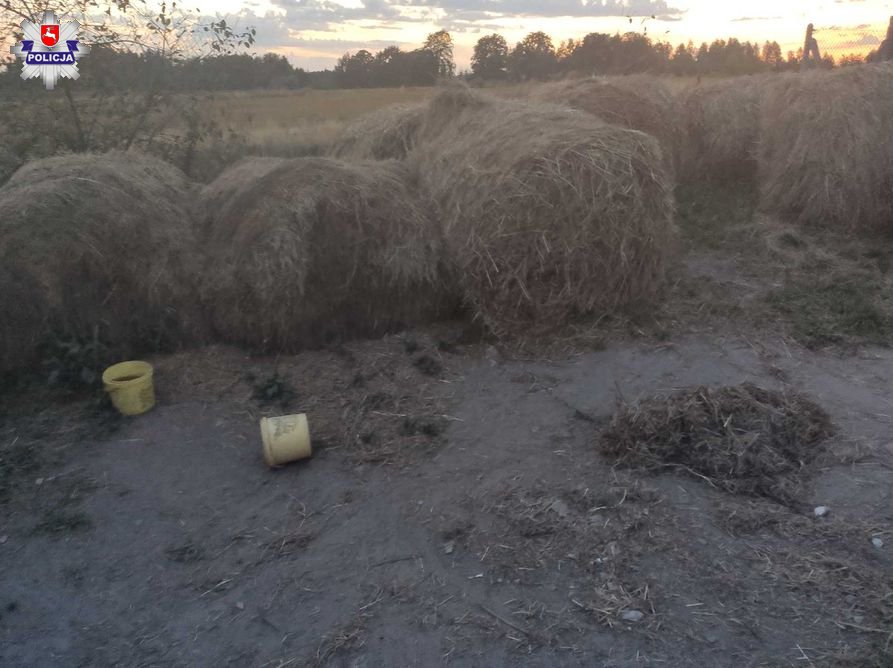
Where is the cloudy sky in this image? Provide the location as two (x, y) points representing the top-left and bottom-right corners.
(192, 0), (893, 70)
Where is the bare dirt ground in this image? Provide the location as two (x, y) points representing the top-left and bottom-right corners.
(2, 193), (893, 667)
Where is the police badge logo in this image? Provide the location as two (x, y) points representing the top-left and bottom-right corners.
(9, 10), (90, 91)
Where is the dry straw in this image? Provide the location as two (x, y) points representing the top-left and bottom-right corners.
(600, 383), (834, 504)
(411, 87), (676, 338)
(534, 75), (684, 178)
(0, 152), (202, 375)
(200, 156), (453, 351)
(330, 104), (427, 160)
(680, 76), (764, 182)
(759, 64), (893, 231)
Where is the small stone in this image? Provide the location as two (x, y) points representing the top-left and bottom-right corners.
(621, 610), (645, 623)
(549, 499), (570, 518)
(235, 601), (245, 611)
(814, 506), (830, 518)
(872, 537), (884, 549)
(34, 478), (44, 486)
(0, 535), (7, 545)
(443, 540), (455, 555)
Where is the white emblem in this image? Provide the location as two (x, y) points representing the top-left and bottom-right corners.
(9, 11), (91, 91)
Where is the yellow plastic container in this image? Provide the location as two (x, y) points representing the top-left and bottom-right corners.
(102, 361), (155, 416)
(261, 414), (312, 467)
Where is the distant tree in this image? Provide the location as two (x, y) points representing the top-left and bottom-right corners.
(373, 45), (405, 87)
(471, 33), (509, 81)
(614, 33), (661, 73)
(334, 49), (375, 88)
(761, 41), (783, 71)
(423, 30), (455, 78)
(670, 42), (696, 76)
(556, 38), (578, 62)
(509, 31), (557, 81)
(565, 32), (615, 74)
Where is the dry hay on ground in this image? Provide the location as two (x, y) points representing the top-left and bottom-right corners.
(0, 146), (21, 186)
(329, 104), (426, 161)
(535, 75), (683, 177)
(759, 64), (893, 231)
(411, 87), (676, 338)
(680, 76), (764, 182)
(0, 152), (201, 376)
(600, 383), (834, 504)
(201, 156), (453, 351)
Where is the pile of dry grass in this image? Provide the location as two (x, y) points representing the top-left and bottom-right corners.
(680, 77), (764, 182)
(411, 87), (676, 337)
(535, 75), (683, 177)
(759, 65), (893, 231)
(329, 104), (426, 161)
(200, 156), (453, 351)
(600, 383), (834, 504)
(0, 152), (202, 376)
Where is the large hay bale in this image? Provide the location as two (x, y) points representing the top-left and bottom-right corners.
(412, 87), (676, 337)
(201, 157), (452, 351)
(0, 152), (202, 376)
(194, 156), (286, 233)
(329, 104), (426, 161)
(600, 383), (834, 504)
(759, 65), (893, 230)
(535, 75), (683, 177)
(680, 77), (764, 182)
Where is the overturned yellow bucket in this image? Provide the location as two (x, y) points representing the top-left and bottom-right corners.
(102, 361), (155, 416)
(261, 414), (312, 467)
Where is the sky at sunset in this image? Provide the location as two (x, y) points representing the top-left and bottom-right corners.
(194, 0), (893, 70)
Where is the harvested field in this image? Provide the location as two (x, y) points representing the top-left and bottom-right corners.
(759, 64), (893, 230)
(0, 152), (202, 377)
(412, 87), (677, 338)
(600, 383), (835, 504)
(201, 156), (455, 351)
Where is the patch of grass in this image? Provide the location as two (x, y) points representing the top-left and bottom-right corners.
(675, 181), (757, 249)
(249, 372), (296, 408)
(33, 509), (93, 536)
(768, 276), (893, 348)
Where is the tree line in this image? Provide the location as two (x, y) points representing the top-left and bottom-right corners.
(1, 26), (884, 92)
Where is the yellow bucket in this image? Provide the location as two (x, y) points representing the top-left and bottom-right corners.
(102, 361), (155, 416)
(261, 414), (312, 467)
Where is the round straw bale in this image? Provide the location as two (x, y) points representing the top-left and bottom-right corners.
(412, 87), (677, 338)
(535, 75), (683, 178)
(759, 64), (893, 231)
(329, 104), (427, 160)
(201, 156), (453, 351)
(680, 76), (764, 182)
(195, 156), (287, 233)
(0, 152), (202, 376)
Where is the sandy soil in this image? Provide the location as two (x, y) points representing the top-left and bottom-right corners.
(1, 322), (892, 667)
